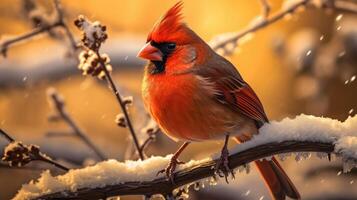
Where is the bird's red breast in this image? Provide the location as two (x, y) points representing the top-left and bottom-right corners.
(142, 54), (260, 142)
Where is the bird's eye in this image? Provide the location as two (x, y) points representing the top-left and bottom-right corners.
(166, 43), (176, 50)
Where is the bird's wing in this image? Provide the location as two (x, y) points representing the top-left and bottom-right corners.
(195, 58), (268, 124)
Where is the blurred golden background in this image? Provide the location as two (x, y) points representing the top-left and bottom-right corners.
(0, 0), (356, 199)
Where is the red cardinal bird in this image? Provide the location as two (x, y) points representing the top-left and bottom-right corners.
(137, 2), (300, 200)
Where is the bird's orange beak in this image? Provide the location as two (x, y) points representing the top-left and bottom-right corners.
(137, 43), (163, 61)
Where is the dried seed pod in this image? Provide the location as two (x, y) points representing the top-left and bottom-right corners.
(123, 96), (133, 107)
(74, 15), (108, 51)
(115, 113), (127, 128)
(2, 142), (41, 167)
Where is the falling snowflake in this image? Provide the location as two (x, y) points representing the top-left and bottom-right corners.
(349, 109), (354, 115)
(306, 50), (312, 56)
(336, 14), (343, 21)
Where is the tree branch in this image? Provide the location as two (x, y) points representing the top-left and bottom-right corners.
(0, 0), (77, 57)
(34, 140), (334, 200)
(211, 0), (357, 55)
(0, 129), (69, 171)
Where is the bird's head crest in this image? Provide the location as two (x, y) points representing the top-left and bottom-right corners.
(147, 2), (193, 44)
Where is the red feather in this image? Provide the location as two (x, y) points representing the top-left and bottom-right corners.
(234, 84), (268, 123)
(194, 56), (268, 125)
(146, 1), (194, 45)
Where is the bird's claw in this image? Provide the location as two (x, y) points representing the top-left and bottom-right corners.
(157, 157), (185, 183)
(214, 147), (235, 183)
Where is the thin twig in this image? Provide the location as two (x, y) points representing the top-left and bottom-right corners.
(211, 0), (357, 53)
(95, 50), (145, 160)
(34, 140), (335, 199)
(137, 117), (160, 157)
(48, 89), (107, 160)
(0, 0), (77, 57)
(37, 156), (69, 171)
(0, 129), (15, 142)
(73, 15), (144, 160)
(139, 134), (156, 153)
(332, 0), (357, 13)
(52, 0), (78, 50)
(0, 23), (60, 57)
(211, 0), (310, 51)
(1, 129), (69, 171)
(259, 0), (271, 18)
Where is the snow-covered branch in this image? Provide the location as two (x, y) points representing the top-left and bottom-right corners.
(14, 114), (357, 200)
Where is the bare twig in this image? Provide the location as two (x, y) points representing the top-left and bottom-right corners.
(139, 118), (160, 155)
(0, 129), (69, 171)
(259, 0), (271, 18)
(52, 0), (77, 50)
(74, 15), (145, 160)
(37, 155), (69, 171)
(139, 134), (157, 153)
(95, 50), (145, 160)
(34, 140), (335, 199)
(47, 88), (107, 161)
(332, 0), (357, 13)
(0, 0), (77, 57)
(211, 0), (310, 55)
(211, 0), (357, 55)
(0, 25), (57, 57)
(0, 129), (15, 142)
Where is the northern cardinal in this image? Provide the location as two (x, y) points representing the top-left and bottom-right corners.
(137, 2), (300, 200)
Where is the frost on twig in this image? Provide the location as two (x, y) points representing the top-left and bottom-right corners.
(74, 15), (144, 160)
(3, 142), (43, 167)
(74, 15), (111, 79)
(14, 114), (357, 200)
(0, 129), (69, 171)
(335, 136), (357, 173)
(74, 15), (108, 51)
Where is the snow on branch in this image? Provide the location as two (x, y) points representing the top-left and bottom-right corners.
(14, 114), (357, 200)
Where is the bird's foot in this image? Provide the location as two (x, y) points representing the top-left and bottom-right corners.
(157, 156), (185, 183)
(214, 146), (235, 183)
